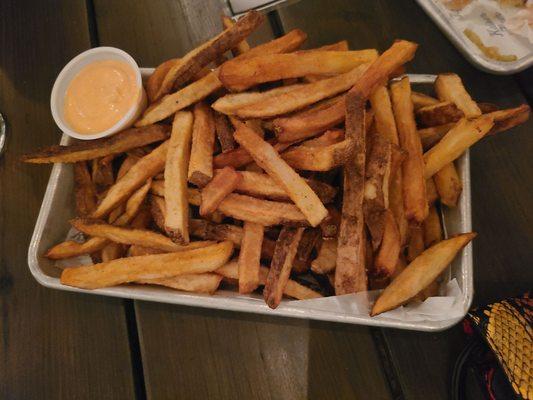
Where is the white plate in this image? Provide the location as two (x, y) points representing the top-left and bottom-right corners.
(28, 70), (473, 331)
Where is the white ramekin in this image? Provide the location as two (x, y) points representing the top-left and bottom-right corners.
(50, 47), (147, 141)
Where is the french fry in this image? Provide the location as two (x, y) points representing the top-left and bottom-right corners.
(214, 112), (236, 153)
(302, 40), (350, 82)
(423, 205), (442, 247)
(311, 238), (337, 274)
(189, 218), (275, 259)
(389, 169), (408, 246)
(214, 63), (370, 118)
(74, 161), (97, 217)
(418, 123), (455, 150)
(424, 115), (494, 178)
(92, 141), (168, 218)
(370, 85), (399, 145)
(91, 157), (115, 192)
(70, 218), (214, 253)
(391, 76), (428, 222)
(281, 139), (354, 171)
(137, 273), (223, 294)
(487, 104), (530, 135)
(434, 73), (481, 118)
(433, 162), (462, 207)
(319, 206), (341, 238)
(200, 166), (242, 216)
(221, 15), (251, 56)
(293, 228), (320, 274)
(216, 260), (322, 300)
(240, 29), (307, 59)
(165, 111), (194, 243)
(234, 125), (328, 227)
(219, 50), (378, 91)
(407, 225), (425, 263)
(273, 95), (346, 142)
(60, 241), (234, 290)
(263, 227), (304, 309)
(22, 125), (169, 164)
(188, 102), (216, 187)
(238, 221), (264, 293)
(101, 243), (125, 262)
(415, 101), (464, 127)
(146, 58), (179, 103)
(371, 233), (476, 316)
(155, 11), (264, 100)
(213, 138), (293, 169)
(426, 177), (439, 205)
(220, 169), (337, 203)
(374, 210), (401, 277)
(128, 245), (164, 257)
(411, 91), (439, 110)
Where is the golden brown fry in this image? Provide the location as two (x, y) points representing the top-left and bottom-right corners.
(92, 141), (168, 218)
(213, 139), (292, 169)
(137, 72), (223, 127)
(434, 73), (481, 118)
(101, 242), (125, 262)
(91, 157), (115, 191)
(293, 228), (320, 274)
(155, 11), (264, 100)
(370, 85), (399, 145)
(70, 218), (214, 253)
(234, 126), (328, 227)
(214, 63), (370, 119)
(138, 273), (223, 294)
(214, 112), (236, 153)
(273, 95), (346, 143)
(74, 161), (97, 217)
(434, 162), (462, 207)
(487, 104), (530, 135)
(216, 260), (322, 300)
(423, 205), (442, 247)
(424, 116), (494, 178)
(238, 221), (264, 293)
(240, 29), (307, 59)
(128, 245), (164, 257)
(60, 241), (234, 290)
(389, 169), (408, 246)
(371, 233), (476, 316)
(146, 58), (179, 103)
(426, 177), (439, 205)
(415, 101), (464, 127)
(22, 125), (169, 164)
(311, 238), (337, 274)
(300, 129), (344, 146)
(418, 123), (455, 150)
(165, 111), (194, 243)
(264, 227), (304, 309)
(391, 76), (428, 222)
(200, 166), (242, 216)
(220, 50), (378, 91)
(411, 91), (439, 110)
(302, 40), (350, 82)
(221, 15), (251, 56)
(188, 102), (216, 187)
(374, 210), (401, 277)
(407, 225), (425, 263)
(282, 139), (354, 171)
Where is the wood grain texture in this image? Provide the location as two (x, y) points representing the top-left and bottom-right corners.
(0, 0), (136, 398)
(278, 1), (532, 399)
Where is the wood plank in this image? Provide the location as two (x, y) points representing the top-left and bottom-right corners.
(93, 1), (392, 398)
(278, 0), (532, 398)
(0, 0), (136, 398)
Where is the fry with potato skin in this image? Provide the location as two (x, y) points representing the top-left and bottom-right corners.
(60, 241), (234, 290)
(200, 166), (242, 216)
(92, 141), (168, 219)
(424, 115), (494, 179)
(264, 227), (304, 309)
(415, 101), (464, 127)
(216, 260), (322, 300)
(311, 238), (337, 274)
(74, 161), (97, 217)
(214, 112), (236, 153)
(22, 125), (170, 164)
(423, 205), (442, 247)
(165, 111), (194, 244)
(293, 228), (320, 274)
(213, 139), (293, 169)
(138, 273), (223, 294)
(219, 50), (378, 91)
(70, 218), (214, 253)
(371, 233), (476, 316)
(188, 102), (216, 187)
(281, 139), (354, 172)
(411, 91), (439, 110)
(155, 11), (265, 100)
(407, 225), (425, 263)
(434, 73), (481, 118)
(146, 58), (179, 103)
(238, 222), (264, 293)
(426, 177), (439, 205)
(433, 162), (462, 207)
(391, 76), (428, 222)
(222, 15), (251, 56)
(374, 210), (401, 277)
(234, 125), (328, 227)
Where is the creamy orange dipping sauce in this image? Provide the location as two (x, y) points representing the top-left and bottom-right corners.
(64, 60), (138, 134)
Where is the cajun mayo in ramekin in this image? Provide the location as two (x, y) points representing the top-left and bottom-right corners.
(51, 47), (147, 140)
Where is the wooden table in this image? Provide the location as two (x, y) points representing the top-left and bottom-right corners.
(1, 1), (531, 398)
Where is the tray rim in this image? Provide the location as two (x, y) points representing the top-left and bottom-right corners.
(415, 0), (533, 75)
(27, 71), (473, 332)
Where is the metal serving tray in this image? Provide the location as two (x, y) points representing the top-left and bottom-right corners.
(28, 71), (473, 331)
(416, 0), (533, 75)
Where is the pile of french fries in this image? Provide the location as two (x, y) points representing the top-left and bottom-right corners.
(23, 11), (530, 316)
